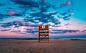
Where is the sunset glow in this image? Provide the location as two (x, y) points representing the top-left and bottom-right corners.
(0, 0), (86, 38)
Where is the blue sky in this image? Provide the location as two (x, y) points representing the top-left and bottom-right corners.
(0, 0), (86, 38)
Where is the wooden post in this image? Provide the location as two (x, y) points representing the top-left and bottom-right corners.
(38, 27), (39, 42)
(48, 26), (49, 43)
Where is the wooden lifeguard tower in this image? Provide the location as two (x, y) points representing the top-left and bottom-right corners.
(38, 25), (49, 43)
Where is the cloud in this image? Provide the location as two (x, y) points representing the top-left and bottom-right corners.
(0, 13), (5, 20)
(0, 3), (5, 6)
(50, 30), (79, 34)
(60, 1), (72, 8)
(67, 1), (71, 5)
(0, 0), (75, 35)
(10, 0), (39, 7)
(25, 31), (38, 33)
(60, 12), (67, 16)
(6, 12), (21, 16)
(0, 29), (11, 32)
(70, 13), (74, 16)
(11, 30), (21, 33)
(68, 9), (73, 12)
(60, 4), (66, 8)
(81, 30), (86, 33)
(0, 12), (22, 20)
(65, 23), (71, 26)
(52, 5), (58, 10)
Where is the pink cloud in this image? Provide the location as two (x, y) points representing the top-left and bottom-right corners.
(60, 4), (66, 8)
(23, 24), (26, 26)
(69, 9), (73, 12)
(70, 13), (74, 16)
(67, 2), (71, 5)
(6, 11), (20, 16)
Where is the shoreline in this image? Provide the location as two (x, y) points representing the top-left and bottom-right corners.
(0, 38), (86, 40)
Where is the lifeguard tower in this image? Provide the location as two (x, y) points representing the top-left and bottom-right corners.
(38, 25), (49, 43)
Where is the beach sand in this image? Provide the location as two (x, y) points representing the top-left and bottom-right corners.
(0, 40), (86, 53)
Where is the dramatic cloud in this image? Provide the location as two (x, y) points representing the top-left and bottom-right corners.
(0, 0), (75, 35)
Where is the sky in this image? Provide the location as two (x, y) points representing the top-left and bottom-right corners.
(0, 0), (86, 38)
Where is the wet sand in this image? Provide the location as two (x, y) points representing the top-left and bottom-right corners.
(0, 40), (86, 53)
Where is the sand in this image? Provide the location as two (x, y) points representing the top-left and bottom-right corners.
(0, 40), (86, 53)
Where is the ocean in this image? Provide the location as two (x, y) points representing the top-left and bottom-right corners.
(0, 38), (86, 40)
